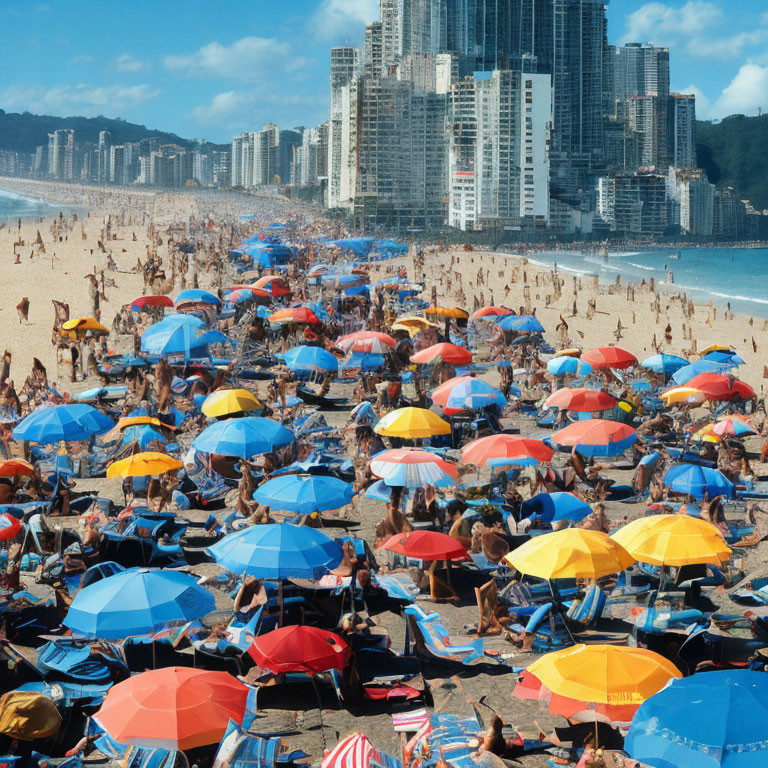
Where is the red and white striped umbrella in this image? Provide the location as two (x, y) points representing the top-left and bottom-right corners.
(370, 448), (457, 488)
(322, 734), (398, 768)
(337, 331), (397, 355)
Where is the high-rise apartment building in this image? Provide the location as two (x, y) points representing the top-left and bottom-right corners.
(613, 43), (670, 105)
(328, 47), (360, 207)
(670, 93), (696, 170)
(48, 129), (75, 180)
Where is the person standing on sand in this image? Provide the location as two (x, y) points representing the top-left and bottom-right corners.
(16, 298), (29, 324)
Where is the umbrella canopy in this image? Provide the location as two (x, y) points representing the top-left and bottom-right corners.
(208, 522), (342, 578)
(663, 463), (734, 500)
(0, 691), (62, 741)
(641, 354), (689, 375)
(322, 734), (400, 768)
(201, 389), (262, 418)
(193, 417), (294, 458)
(504, 528), (634, 579)
(471, 306), (513, 321)
(703, 350), (745, 366)
(383, 530), (467, 561)
(176, 288), (221, 307)
(270, 306), (319, 325)
(521, 492), (592, 523)
(711, 416), (756, 437)
(660, 386), (707, 406)
(63, 568), (215, 639)
(461, 434), (554, 466)
(253, 275), (291, 296)
(13, 404), (114, 443)
(252, 474), (354, 514)
(544, 387), (618, 412)
(336, 331), (396, 354)
(95, 667), (248, 751)
(279, 345), (339, 374)
(521, 644), (681, 724)
(0, 459), (35, 478)
(685, 373), (755, 402)
(0, 513), (22, 542)
(61, 317), (110, 338)
(626, 670), (768, 768)
(671, 360), (730, 385)
(131, 295), (174, 311)
(250, 625), (351, 674)
(582, 346), (637, 370)
(374, 407), (450, 439)
(425, 306), (469, 319)
(497, 314), (545, 333)
(140, 314), (228, 357)
(547, 356), (594, 376)
(106, 452), (183, 478)
(431, 376), (506, 414)
(370, 448), (457, 487)
(551, 419), (637, 457)
(612, 514), (732, 566)
(410, 343), (473, 365)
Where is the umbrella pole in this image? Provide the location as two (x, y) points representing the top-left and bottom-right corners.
(311, 675), (327, 749)
(152, 638), (156, 670)
(278, 581), (284, 627)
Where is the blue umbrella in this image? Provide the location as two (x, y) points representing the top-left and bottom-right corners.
(521, 492), (592, 523)
(438, 377), (507, 412)
(121, 425), (169, 450)
(626, 670), (768, 768)
(141, 315), (230, 357)
(63, 568), (215, 640)
(663, 463), (734, 500)
(641, 354), (689, 375)
(340, 353), (386, 372)
(13, 404), (114, 443)
(176, 289), (222, 307)
(73, 385), (128, 402)
(704, 350), (745, 367)
(224, 288), (254, 305)
(364, 480), (413, 502)
(278, 346), (339, 374)
(253, 474), (354, 514)
(192, 417), (295, 458)
(207, 522), (342, 578)
(546, 356), (593, 376)
(497, 314), (545, 333)
(672, 359), (730, 385)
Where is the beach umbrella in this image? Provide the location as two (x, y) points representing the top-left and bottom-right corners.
(659, 386), (707, 406)
(625, 670), (768, 768)
(374, 407), (450, 439)
(207, 523), (342, 578)
(94, 667), (248, 751)
(252, 474), (354, 514)
(471, 306), (513, 321)
(252, 275), (291, 297)
(612, 514), (731, 566)
(131, 295), (173, 311)
(279, 345), (339, 374)
(363, 479), (413, 502)
(391, 316), (440, 336)
(13, 404), (114, 443)
(711, 416), (757, 437)
(686, 373), (755, 402)
(519, 644), (682, 725)
(250, 625), (351, 674)
(521, 492), (592, 524)
(671, 360), (730, 385)
(322, 734), (401, 768)
(543, 387), (618, 412)
(547, 356), (593, 376)
(192, 417), (294, 458)
(497, 314), (545, 333)
(0, 459), (35, 478)
(175, 288), (221, 307)
(383, 530), (467, 561)
(224, 288), (255, 304)
(340, 353), (386, 373)
(0, 692), (62, 741)
(431, 376), (506, 414)
(269, 306), (319, 325)
(504, 529), (634, 580)
(121, 425), (169, 450)
(117, 416), (165, 430)
(140, 314), (229, 357)
(425, 306), (469, 320)
(0, 513), (22, 542)
(551, 419), (636, 457)
(63, 568), (215, 639)
(640, 354), (689, 376)
(106, 452), (183, 478)
(582, 347), (637, 370)
(370, 448), (458, 488)
(336, 331), (396, 354)
(703, 349), (745, 366)
(663, 463), (734, 500)
(61, 317), (110, 339)
(410, 343), (473, 366)
(201, 388), (262, 418)
(692, 423), (720, 444)
(461, 434), (554, 466)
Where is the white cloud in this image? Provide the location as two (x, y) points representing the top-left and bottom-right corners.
(711, 63), (768, 116)
(311, 0), (379, 41)
(0, 83), (160, 117)
(164, 37), (304, 80)
(111, 53), (148, 73)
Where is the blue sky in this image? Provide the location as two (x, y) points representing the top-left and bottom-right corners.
(3, 0), (768, 143)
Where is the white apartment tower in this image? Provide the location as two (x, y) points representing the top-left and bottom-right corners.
(328, 47), (360, 208)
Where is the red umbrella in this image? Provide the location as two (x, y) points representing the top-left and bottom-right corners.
(0, 459), (35, 478)
(337, 331), (397, 354)
(253, 275), (291, 297)
(131, 295), (173, 310)
(552, 419), (636, 457)
(686, 373), (755, 402)
(249, 625), (351, 674)
(544, 387), (618, 412)
(94, 667), (248, 751)
(410, 343), (473, 365)
(461, 434), (554, 466)
(0, 513), (21, 542)
(269, 307), (320, 325)
(470, 306), (513, 321)
(582, 347), (638, 370)
(383, 530), (467, 561)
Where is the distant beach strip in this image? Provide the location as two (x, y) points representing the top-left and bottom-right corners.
(0, 187), (85, 223)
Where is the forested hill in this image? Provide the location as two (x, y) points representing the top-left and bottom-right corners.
(0, 110), (196, 153)
(697, 114), (768, 210)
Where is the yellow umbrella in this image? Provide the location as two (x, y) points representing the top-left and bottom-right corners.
(374, 407), (451, 439)
(612, 514), (731, 566)
(692, 424), (719, 443)
(61, 317), (110, 338)
(700, 344), (733, 356)
(503, 528), (634, 580)
(527, 644), (682, 709)
(391, 316), (441, 336)
(116, 416), (166, 431)
(660, 386), (706, 406)
(557, 348), (582, 358)
(202, 388), (262, 418)
(0, 691), (62, 741)
(425, 306), (469, 319)
(106, 452), (183, 479)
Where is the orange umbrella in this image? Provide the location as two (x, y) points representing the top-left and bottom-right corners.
(410, 343), (473, 365)
(0, 459), (35, 478)
(461, 434), (554, 466)
(471, 306), (513, 321)
(582, 347), (638, 370)
(337, 331), (397, 354)
(686, 373), (755, 402)
(552, 419), (637, 457)
(544, 387), (618, 412)
(253, 275), (291, 297)
(94, 667), (248, 750)
(269, 307), (319, 325)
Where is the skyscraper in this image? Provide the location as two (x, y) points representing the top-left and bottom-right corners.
(613, 43), (670, 105)
(328, 47), (360, 207)
(48, 129), (75, 180)
(670, 93), (696, 170)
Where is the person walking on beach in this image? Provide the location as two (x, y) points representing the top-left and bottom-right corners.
(16, 298), (29, 324)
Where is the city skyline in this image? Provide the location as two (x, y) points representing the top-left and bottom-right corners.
(4, 0), (768, 143)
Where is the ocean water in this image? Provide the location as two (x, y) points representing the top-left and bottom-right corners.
(523, 247), (768, 318)
(0, 187), (79, 222)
